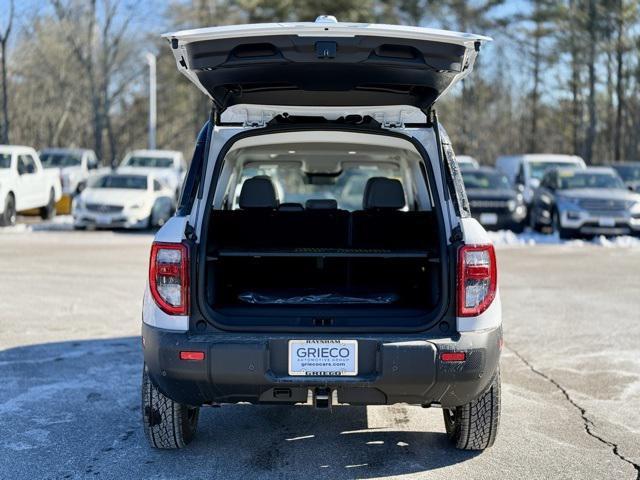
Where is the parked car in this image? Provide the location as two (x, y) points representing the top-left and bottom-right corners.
(456, 155), (480, 169)
(40, 148), (100, 195)
(0, 145), (62, 226)
(462, 167), (526, 232)
(117, 149), (186, 201)
(141, 18), (502, 452)
(73, 172), (174, 230)
(495, 154), (586, 207)
(611, 162), (640, 192)
(529, 167), (640, 238)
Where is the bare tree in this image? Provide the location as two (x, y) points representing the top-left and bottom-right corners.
(50, 0), (137, 164)
(584, 0), (598, 164)
(0, 0), (14, 143)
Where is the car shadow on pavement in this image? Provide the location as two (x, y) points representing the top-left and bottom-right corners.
(0, 337), (480, 479)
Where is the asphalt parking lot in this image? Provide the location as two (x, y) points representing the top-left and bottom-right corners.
(0, 231), (639, 479)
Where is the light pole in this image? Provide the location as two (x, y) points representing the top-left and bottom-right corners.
(145, 52), (157, 150)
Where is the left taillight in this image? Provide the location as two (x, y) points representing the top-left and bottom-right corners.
(457, 244), (497, 317)
(149, 242), (189, 315)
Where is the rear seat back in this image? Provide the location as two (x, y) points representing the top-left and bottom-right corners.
(352, 177), (435, 249)
(210, 176), (434, 251)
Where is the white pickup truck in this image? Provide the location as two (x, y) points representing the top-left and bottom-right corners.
(0, 145), (63, 226)
(117, 149), (186, 202)
(39, 148), (100, 195)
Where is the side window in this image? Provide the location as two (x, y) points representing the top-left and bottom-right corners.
(17, 156), (27, 174)
(515, 164), (525, 185)
(87, 153), (98, 170)
(25, 155), (37, 173)
(18, 155), (36, 174)
(442, 142), (471, 218)
(540, 174), (550, 189)
(153, 180), (162, 191)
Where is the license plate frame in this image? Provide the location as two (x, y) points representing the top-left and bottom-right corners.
(96, 215), (112, 225)
(288, 340), (358, 376)
(479, 213), (498, 225)
(598, 217), (616, 227)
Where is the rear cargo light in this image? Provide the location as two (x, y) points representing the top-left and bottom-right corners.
(457, 244), (497, 317)
(149, 242), (189, 315)
(440, 352), (466, 362)
(180, 351), (204, 361)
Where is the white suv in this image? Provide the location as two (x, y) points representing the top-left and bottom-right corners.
(141, 17), (502, 452)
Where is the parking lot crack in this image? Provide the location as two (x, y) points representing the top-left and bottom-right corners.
(506, 344), (640, 480)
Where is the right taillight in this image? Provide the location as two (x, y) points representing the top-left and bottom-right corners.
(457, 244), (497, 317)
(149, 242), (189, 315)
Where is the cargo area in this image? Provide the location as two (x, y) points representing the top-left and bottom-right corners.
(199, 132), (447, 329)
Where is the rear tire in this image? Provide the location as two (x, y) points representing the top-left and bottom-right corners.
(443, 370), (501, 450)
(40, 189), (56, 220)
(1, 194), (16, 226)
(529, 208), (543, 232)
(142, 365), (199, 449)
(552, 209), (576, 240)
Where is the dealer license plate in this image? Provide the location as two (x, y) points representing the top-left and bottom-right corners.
(96, 215), (112, 225)
(288, 340), (358, 376)
(480, 213), (498, 225)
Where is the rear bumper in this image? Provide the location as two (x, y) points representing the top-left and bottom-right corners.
(471, 212), (524, 231)
(558, 210), (640, 236)
(142, 323), (502, 408)
(73, 211), (149, 229)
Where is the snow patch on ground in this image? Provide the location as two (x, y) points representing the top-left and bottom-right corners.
(488, 229), (640, 248)
(0, 216), (74, 234)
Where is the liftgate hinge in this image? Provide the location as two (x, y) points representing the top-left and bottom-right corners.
(185, 223), (197, 241)
(450, 225), (463, 243)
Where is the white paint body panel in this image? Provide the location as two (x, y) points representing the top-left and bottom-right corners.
(40, 149), (99, 195)
(0, 145), (62, 214)
(73, 173), (175, 229)
(118, 149), (187, 197)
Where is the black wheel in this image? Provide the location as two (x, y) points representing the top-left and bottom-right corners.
(510, 222), (525, 234)
(40, 189), (56, 220)
(443, 370), (501, 450)
(145, 209), (157, 230)
(1, 193), (16, 226)
(142, 365), (199, 449)
(528, 207), (543, 232)
(552, 210), (575, 240)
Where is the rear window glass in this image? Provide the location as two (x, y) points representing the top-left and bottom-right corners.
(557, 171), (624, 190)
(124, 156), (174, 168)
(529, 161), (580, 180)
(462, 171), (511, 190)
(0, 153), (10, 168)
(613, 165), (640, 182)
(231, 163), (402, 211)
(90, 175), (148, 190)
(40, 152), (82, 168)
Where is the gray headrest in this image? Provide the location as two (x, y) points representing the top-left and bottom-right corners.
(305, 199), (338, 210)
(239, 176), (278, 209)
(279, 202), (304, 212)
(362, 177), (406, 210)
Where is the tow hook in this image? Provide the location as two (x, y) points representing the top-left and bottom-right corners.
(313, 388), (332, 410)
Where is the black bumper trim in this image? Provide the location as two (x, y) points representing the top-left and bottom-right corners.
(142, 323), (502, 408)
